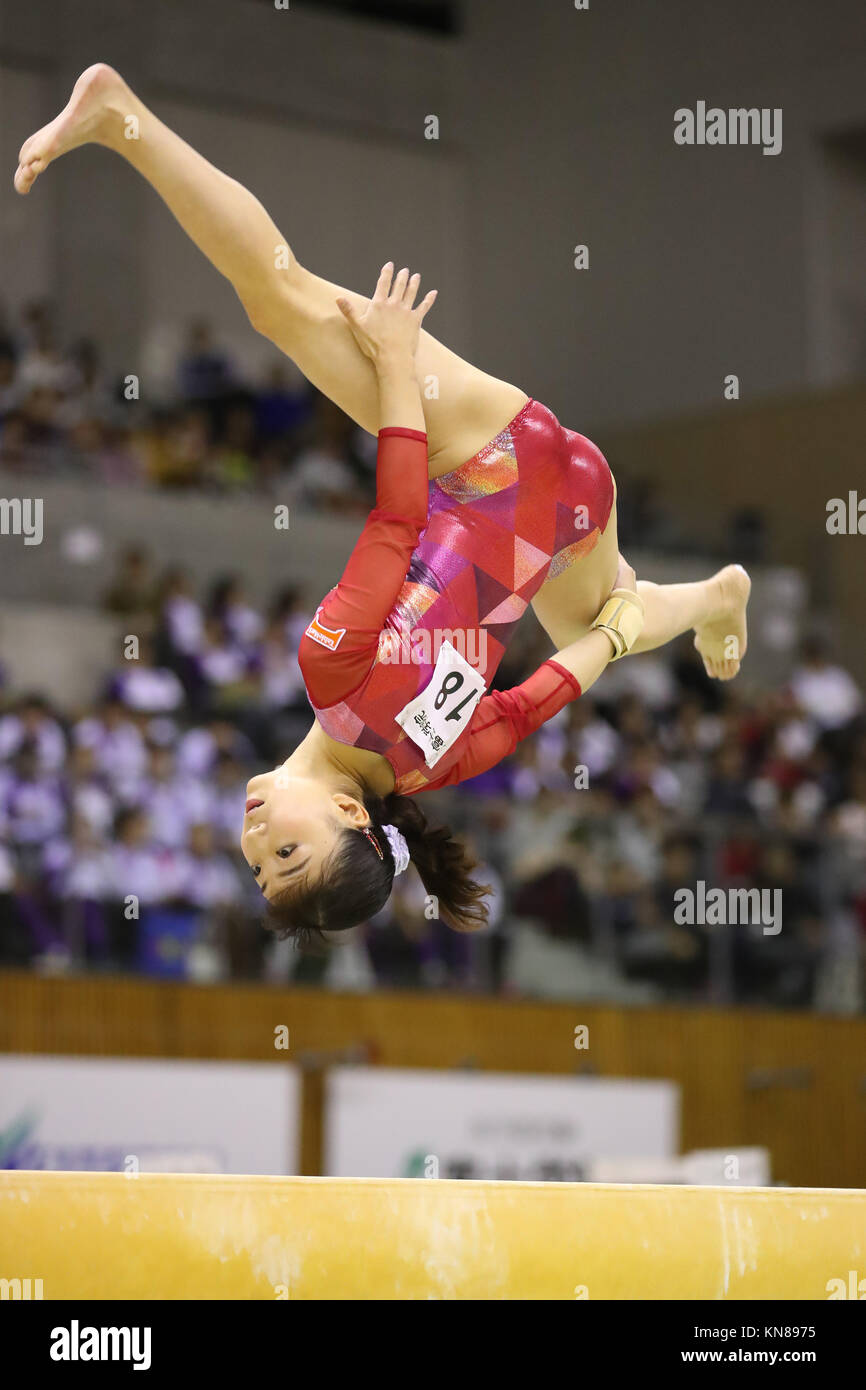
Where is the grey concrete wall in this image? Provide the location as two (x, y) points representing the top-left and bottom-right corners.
(461, 0), (866, 430)
(0, 472), (360, 609)
(0, 602), (118, 707)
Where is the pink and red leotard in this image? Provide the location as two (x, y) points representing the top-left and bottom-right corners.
(298, 398), (614, 795)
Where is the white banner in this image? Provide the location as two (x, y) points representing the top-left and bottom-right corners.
(325, 1067), (678, 1181)
(589, 1148), (772, 1186)
(0, 1055), (298, 1175)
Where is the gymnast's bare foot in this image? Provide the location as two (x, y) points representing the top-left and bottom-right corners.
(694, 564), (751, 681)
(14, 63), (130, 194)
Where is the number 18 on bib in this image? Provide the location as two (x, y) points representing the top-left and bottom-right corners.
(394, 640), (486, 769)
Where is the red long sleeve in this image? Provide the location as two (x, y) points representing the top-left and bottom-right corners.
(299, 428), (429, 708)
(424, 659), (582, 790)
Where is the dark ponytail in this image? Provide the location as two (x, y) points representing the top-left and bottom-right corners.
(371, 792), (490, 932)
(265, 785), (490, 946)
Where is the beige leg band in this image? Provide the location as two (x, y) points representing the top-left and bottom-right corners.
(590, 588), (646, 660)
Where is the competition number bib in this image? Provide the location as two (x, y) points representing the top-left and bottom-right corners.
(394, 641), (486, 769)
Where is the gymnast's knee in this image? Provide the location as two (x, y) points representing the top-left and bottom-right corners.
(243, 262), (305, 338)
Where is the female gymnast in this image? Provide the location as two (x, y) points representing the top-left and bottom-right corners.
(15, 65), (751, 937)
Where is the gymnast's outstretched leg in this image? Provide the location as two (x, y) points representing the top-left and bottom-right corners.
(14, 63), (525, 476)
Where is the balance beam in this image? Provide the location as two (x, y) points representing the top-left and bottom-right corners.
(2, 1172), (864, 1299)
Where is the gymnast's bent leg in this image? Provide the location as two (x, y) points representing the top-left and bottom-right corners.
(15, 63), (525, 476)
(532, 491), (751, 680)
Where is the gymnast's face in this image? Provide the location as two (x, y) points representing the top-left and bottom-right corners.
(240, 768), (368, 901)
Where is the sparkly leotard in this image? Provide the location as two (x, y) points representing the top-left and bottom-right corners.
(299, 398), (614, 795)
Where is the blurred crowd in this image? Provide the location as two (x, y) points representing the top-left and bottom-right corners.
(0, 301), (379, 511)
(1, 538), (865, 1013)
(0, 297), (860, 1007)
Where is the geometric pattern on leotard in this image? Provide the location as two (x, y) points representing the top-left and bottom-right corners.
(310, 397), (615, 794)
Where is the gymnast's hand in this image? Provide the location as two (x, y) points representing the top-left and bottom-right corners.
(611, 553), (638, 595)
(336, 262), (437, 367)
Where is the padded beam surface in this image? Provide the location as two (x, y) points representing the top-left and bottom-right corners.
(1, 1172), (865, 1300)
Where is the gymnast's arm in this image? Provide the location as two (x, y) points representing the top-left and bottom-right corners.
(298, 264), (437, 708)
(425, 636), (617, 790)
(427, 560), (642, 789)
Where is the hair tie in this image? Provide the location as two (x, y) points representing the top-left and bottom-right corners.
(362, 827), (384, 860)
(382, 823), (410, 876)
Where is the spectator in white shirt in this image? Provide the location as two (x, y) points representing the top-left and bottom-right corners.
(157, 566), (205, 658)
(109, 807), (179, 905)
(207, 574), (263, 650)
(128, 744), (209, 850)
(108, 636), (186, 714)
(790, 638), (862, 732)
(73, 698), (148, 789)
(173, 822), (243, 908)
(64, 743), (115, 837)
(0, 695), (67, 772)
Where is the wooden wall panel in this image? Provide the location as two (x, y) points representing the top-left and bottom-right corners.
(1, 972), (864, 1187)
(602, 383), (866, 679)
